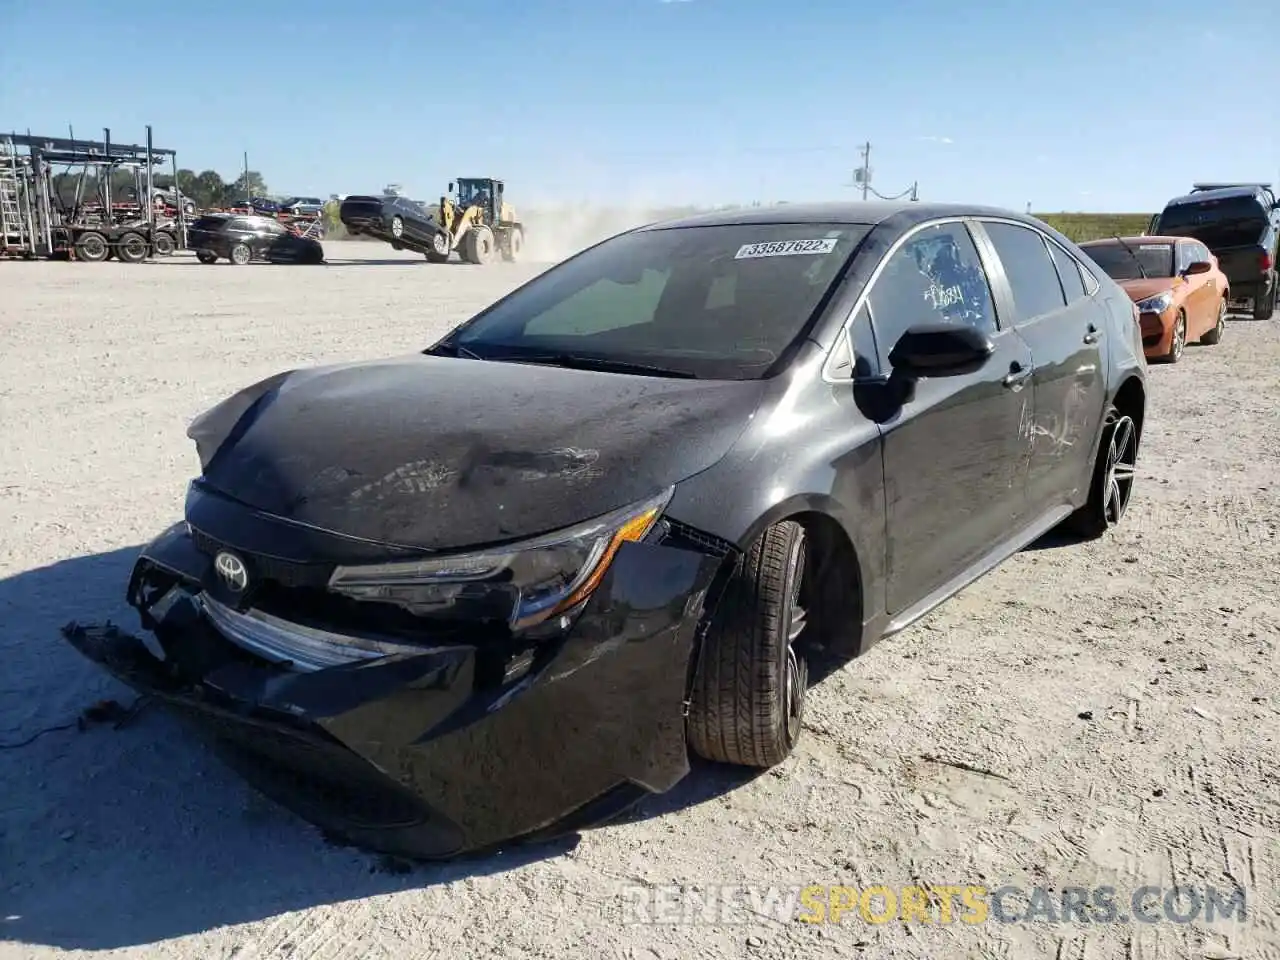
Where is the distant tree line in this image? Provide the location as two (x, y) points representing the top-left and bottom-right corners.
(49, 167), (271, 210)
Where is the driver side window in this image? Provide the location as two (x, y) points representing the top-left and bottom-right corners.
(865, 222), (997, 363)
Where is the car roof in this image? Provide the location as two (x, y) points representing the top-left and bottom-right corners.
(634, 200), (1038, 232)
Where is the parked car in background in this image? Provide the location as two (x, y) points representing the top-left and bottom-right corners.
(228, 197), (283, 216)
(339, 193), (450, 260)
(279, 196), (325, 216)
(1079, 235), (1228, 362)
(66, 201), (1146, 860)
(1148, 183), (1278, 320)
(186, 212), (325, 265)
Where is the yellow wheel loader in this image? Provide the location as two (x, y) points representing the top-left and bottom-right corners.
(430, 177), (524, 264)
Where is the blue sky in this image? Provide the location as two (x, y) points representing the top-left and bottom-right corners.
(1, 0), (1274, 212)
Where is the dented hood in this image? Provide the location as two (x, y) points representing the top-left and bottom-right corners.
(187, 353), (765, 551)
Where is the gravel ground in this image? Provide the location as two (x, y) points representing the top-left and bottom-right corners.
(1, 241), (1277, 960)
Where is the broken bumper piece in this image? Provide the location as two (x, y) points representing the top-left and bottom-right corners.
(64, 522), (722, 860)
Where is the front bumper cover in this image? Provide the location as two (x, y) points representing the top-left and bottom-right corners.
(65, 522), (724, 859)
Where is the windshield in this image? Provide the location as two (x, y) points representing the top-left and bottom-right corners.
(1081, 242), (1173, 280)
(445, 221), (870, 379)
(457, 180), (491, 208)
(1154, 197), (1267, 248)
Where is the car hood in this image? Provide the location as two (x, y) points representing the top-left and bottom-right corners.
(187, 354), (766, 551)
(1115, 277), (1181, 302)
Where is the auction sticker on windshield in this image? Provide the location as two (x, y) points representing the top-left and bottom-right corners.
(735, 238), (839, 259)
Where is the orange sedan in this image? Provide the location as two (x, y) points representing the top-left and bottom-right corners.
(1078, 236), (1229, 363)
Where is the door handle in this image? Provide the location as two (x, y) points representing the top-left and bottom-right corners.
(1002, 362), (1033, 389)
(1083, 323), (1100, 345)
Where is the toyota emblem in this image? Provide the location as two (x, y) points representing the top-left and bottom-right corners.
(214, 550), (249, 593)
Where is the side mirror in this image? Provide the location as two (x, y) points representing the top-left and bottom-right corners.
(1184, 260), (1212, 275)
(448, 182), (455, 193)
(888, 323), (995, 378)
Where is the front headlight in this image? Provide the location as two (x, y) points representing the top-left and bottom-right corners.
(1135, 292), (1174, 314)
(327, 487), (674, 631)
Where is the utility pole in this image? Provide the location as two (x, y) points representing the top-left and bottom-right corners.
(860, 140), (870, 200)
(243, 151), (250, 199)
(910, 181), (919, 202)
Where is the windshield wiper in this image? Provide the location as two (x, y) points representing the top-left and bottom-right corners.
(482, 352), (698, 379)
(1112, 235), (1148, 278)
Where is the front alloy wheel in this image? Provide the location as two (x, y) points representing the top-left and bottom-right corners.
(1165, 312), (1186, 362)
(688, 520), (810, 768)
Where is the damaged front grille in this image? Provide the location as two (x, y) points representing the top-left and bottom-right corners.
(196, 594), (454, 671)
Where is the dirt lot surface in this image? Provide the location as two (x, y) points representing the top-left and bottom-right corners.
(2, 241), (1277, 959)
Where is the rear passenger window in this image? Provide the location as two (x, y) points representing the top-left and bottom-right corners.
(1049, 242), (1086, 302)
(982, 222), (1068, 323)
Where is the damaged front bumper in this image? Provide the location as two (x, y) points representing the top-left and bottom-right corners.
(65, 520), (725, 859)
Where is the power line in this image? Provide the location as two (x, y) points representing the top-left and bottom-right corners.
(851, 140), (919, 202)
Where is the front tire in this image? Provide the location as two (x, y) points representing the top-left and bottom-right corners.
(1162, 311), (1186, 362)
(1200, 297), (1226, 345)
(462, 225), (497, 265)
(1062, 405), (1138, 540)
(688, 521), (810, 768)
(426, 231), (451, 263)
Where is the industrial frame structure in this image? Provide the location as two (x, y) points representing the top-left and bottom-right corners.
(0, 125), (186, 261)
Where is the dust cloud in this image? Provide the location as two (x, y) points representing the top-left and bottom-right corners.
(519, 204), (725, 262)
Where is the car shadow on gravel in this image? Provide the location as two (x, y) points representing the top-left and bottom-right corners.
(0, 546), (755, 951)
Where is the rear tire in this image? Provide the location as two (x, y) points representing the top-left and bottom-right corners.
(228, 242), (252, 266)
(196, 249), (218, 264)
(74, 231), (109, 262)
(1253, 281), (1276, 321)
(116, 231), (149, 263)
(687, 521), (810, 768)
(153, 231), (176, 256)
(502, 228), (523, 262)
(1062, 404), (1138, 540)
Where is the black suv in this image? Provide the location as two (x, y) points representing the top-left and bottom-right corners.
(187, 213), (325, 266)
(1149, 183), (1279, 320)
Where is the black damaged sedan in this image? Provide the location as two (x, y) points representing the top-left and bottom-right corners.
(67, 201), (1147, 859)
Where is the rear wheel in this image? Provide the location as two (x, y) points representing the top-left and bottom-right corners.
(228, 242), (252, 266)
(74, 231), (109, 262)
(195, 249), (218, 264)
(153, 231), (176, 256)
(116, 231), (149, 263)
(687, 521), (810, 768)
(1062, 405), (1138, 540)
(1200, 297), (1226, 345)
(1254, 281), (1276, 321)
(502, 228), (523, 262)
